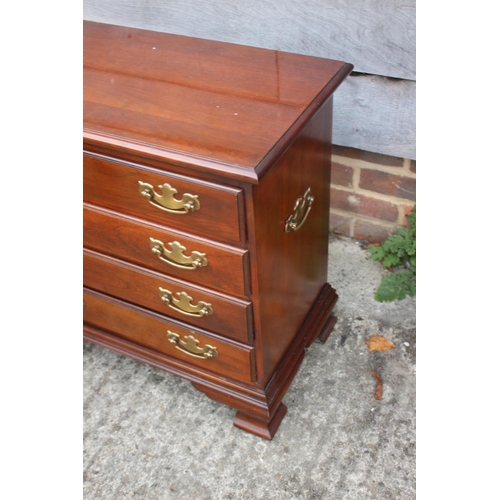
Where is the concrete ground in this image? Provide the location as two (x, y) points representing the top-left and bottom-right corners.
(83, 235), (416, 499)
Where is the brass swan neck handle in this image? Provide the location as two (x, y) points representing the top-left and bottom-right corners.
(285, 187), (314, 232)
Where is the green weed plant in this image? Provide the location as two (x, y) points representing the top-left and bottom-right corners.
(368, 206), (416, 302)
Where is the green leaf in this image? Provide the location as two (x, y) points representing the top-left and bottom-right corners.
(382, 253), (401, 268)
(383, 231), (411, 258)
(366, 206), (416, 301)
(367, 245), (386, 261)
(409, 256), (416, 271)
(374, 270), (416, 302)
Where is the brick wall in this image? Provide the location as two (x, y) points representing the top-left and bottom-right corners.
(329, 145), (416, 243)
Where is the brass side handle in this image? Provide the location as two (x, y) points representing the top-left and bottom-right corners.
(159, 288), (213, 318)
(149, 238), (208, 270)
(167, 331), (219, 359)
(138, 181), (200, 214)
(284, 187), (314, 232)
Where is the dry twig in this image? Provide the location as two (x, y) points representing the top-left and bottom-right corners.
(369, 370), (383, 400)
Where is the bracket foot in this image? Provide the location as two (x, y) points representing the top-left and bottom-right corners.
(233, 403), (287, 440)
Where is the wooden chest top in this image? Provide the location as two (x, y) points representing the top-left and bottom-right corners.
(83, 21), (352, 182)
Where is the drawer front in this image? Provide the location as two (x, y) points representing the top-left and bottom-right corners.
(84, 250), (253, 345)
(83, 154), (245, 244)
(83, 289), (255, 384)
(83, 204), (250, 298)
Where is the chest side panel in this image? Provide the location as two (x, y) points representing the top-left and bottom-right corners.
(250, 98), (333, 385)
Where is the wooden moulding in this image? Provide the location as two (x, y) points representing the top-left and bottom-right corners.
(83, 283), (338, 439)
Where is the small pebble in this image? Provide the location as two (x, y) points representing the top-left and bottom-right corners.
(403, 342), (410, 347)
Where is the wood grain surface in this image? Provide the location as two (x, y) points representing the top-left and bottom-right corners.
(250, 98), (333, 383)
(84, 153), (245, 244)
(83, 204), (251, 298)
(84, 249), (254, 344)
(83, 2), (416, 160)
(333, 74), (416, 160)
(84, 21), (351, 174)
(83, 289), (255, 384)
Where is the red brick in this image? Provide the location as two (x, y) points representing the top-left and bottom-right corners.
(329, 211), (352, 236)
(330, 188), (399, 222)
(331, 161), (354, 188)
(332, 145), (404, 168)
(402, 204), (416, 226)
(359, 169), (416, 201)
(410, 160), (416, 173)
(353, 220), (394, 243)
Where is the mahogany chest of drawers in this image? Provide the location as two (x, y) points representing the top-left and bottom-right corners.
(83, 20), (353, 439)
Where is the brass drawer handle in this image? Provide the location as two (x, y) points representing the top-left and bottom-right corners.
(284, 187), (314, 232)
(149, 238), (208, 270)
(167, 331), (218, 359)
(138, 181), (200, 214)
(159, 288), (214, 318)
